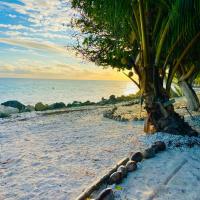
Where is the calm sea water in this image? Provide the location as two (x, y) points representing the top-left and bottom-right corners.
(0, 78), (138, 105)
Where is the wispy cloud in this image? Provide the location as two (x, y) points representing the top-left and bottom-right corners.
(8, 14), (17, 18)
(0, 0), (123, 80)
(0, 62), (123, 80)
(0, 37), (68, 54)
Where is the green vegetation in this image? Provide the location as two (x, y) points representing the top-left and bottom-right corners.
(35, 102), (49, 111)
(71, 0), (200, 135)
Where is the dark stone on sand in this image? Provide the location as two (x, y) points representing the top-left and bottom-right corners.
(126, 161), (137, 172)
(153, 141), (166, 151)
(143, 148), (155, 159)
(1, 100), (25, 112)
(109, 171), (122, 184)
(151, 144), (160, 153)
(96, 188), (114, 200)
(117, 165), (127, 177)
(130, 152), (143, 162)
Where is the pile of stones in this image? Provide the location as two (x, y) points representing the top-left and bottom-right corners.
(103, 107), (129, 122)
(94, 141), (166, 200)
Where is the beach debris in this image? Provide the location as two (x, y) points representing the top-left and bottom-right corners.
(130, 152), (143, 162)
(1, 100), (25, 112)
(117, 165), (127, 177)
(109, 171), (122, 184)
(95, 188), (114, 200)
(126, 161), (137, 172)
(143, 147), (156, 159)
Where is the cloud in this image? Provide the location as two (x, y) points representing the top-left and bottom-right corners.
(0, 62), (125, 80)
(0, 37), (68, 54)
(0, 1), (125, 80)
(8, 14), (17, 18)
(1, 1), (75, 32)
(0, 24), (28, 30)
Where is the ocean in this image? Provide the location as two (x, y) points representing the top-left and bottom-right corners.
(0, 78), (138, 105)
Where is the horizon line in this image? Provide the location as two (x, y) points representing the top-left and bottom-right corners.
(0, 77), (129, 81)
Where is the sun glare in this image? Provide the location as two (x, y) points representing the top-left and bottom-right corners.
(124, 82), (138, 96)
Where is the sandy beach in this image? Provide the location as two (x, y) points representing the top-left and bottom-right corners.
(0, 98), (200, 200)
(0, 105), (143, 200)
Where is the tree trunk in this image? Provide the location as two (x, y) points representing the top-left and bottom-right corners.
(179, 81), (200, 111)
(142, 69), (198, 136)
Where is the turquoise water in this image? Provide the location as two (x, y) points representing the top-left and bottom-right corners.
(0, 78), (138, 105)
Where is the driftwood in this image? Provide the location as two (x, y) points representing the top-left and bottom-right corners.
(75, 157), (129, 200)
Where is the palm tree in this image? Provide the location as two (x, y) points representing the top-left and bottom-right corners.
(72, 0), (200, 135)
(177, 64), (200, 111)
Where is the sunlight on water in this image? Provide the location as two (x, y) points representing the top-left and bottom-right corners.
(0, 78), (138, 105)
(124, 82), (138, 96)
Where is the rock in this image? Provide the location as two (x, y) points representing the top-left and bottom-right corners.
(109, 171), (122, 184)
(0, 105), (19, 115)
(153, 141), (166, 151)
(151, 144), (160, 153)
(96, 188), (114, 200)
(24, 105), (35, 112)
(117, 165), (127, 177)
(1, 100), (25, 112)
(126, 161), (137, 172)
(0, 112), (10, 118)
(35, 102), (49, 111)
(143, 148), (155, 159)
(130, 152), (143, 162)
(49, 102), (66, 110)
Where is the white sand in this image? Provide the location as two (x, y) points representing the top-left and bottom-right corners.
(0, 105), (199, 200)
(0, 107), (144, 200)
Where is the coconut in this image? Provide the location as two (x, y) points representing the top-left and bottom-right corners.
(121, 57), (128, 65)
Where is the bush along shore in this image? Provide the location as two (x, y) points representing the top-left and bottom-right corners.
(0, 93), (140, 118)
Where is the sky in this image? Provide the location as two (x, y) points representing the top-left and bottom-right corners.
(0, 0), (126, 80)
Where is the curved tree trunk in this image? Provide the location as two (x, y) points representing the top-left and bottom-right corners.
(179, 81), (200, 111)
(142, 69), (198, 136)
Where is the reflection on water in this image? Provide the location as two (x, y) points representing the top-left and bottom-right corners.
(0, 78), (138, 105)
